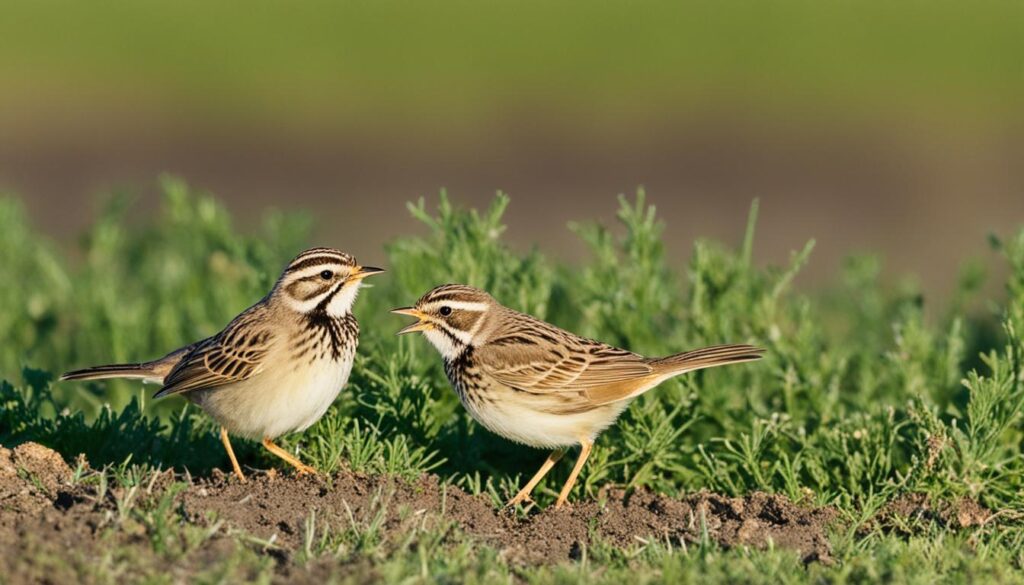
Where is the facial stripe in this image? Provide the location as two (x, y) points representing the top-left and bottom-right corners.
(421, 300), (490, 312)
(314, 281), (347, 313)
(287, 254), (354, 274)
(282, 262), (350, 302)
(284, 279), (348, 314)
(437, 320), (474, 345)
(420, 284), (491, 305)
(289, 263), (349, 282)
(326, 281), (360, 317)
(467, 307), (488, 339)
(286, 279), (333, 302)
(423, 327), (467, 360)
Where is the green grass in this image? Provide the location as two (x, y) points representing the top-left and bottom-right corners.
(2, 178), (1024, 582)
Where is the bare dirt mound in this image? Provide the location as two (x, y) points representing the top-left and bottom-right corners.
(1, 441), (839, 579)
(182, 471), (838, 565)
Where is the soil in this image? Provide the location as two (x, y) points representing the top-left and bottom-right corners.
(179, 472), (837, 566)
(0, 442), (994, 582)
(868, 493), (993, 534)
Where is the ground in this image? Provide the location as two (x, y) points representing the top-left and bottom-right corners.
(1, 441), (1000, 583)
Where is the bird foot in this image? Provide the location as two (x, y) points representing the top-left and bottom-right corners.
(504, 492), (535, 509)
(292, 463), (319, 476)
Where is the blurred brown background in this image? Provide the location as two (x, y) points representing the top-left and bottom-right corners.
(1, 1), (1021, 296)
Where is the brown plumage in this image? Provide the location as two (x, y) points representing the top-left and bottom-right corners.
(393, 284), (763, 508)
(61, 247), (383, 481)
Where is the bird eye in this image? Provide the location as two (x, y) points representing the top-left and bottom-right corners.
(439, 306), (452, 316)
(320, 270), (334, 280)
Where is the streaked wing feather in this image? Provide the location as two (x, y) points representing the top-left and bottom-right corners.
(477, 332), (654, 406)
(154, 311), (273, 398)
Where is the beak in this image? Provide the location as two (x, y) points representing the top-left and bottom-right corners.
(350, 266), (385, 281)
(391, 307), (433, 335)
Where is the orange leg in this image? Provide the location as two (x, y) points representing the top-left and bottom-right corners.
(505, 448), (566, 508)
(554, 439), (593, 509)
(262, 438), (318, 475)
(220, 427), (246, 483)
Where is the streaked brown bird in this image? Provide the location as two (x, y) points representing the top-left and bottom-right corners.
(393, 284), (763, 508)
(60, 247), (384, 482)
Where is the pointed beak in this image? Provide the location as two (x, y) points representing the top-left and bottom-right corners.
(351, 266), (385, 281)
(391, 307), (433, 335)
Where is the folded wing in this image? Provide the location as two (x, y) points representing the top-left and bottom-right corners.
(154, 311), (274, 398)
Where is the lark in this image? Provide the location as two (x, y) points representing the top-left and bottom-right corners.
(61, 247), (383, 482)
(393, 284), (763, 508)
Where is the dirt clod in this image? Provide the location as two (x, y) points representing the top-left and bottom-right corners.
(0, 442), (74, 515)
(872, 493), (992, 534)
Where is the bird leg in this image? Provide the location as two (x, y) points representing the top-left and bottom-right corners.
(505, 448), (566, 508)
(220, 426), (246, 483)
(554, 439), (593, 508)
(261, 438), (318, 475)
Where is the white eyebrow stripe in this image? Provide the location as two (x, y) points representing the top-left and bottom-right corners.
(290, 263), (349, 281)
(427, 300), (489, 312)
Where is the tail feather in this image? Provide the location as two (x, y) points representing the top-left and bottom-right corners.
(649, 344), (765, 375)
(60, 363), (162, 383)
(61, 346), (192, 385)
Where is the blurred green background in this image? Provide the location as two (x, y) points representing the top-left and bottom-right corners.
(1, 0), (1022, 295)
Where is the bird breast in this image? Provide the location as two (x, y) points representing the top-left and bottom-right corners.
(195, 318), (358, 440)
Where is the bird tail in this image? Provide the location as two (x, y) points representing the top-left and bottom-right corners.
(60, 363), (163, 383)
(649, 344), (765, 376)
(60, 346), (191, 385)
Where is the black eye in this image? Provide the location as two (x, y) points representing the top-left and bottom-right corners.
(320, 270), (334, 280)
(439, 306), (452, 316)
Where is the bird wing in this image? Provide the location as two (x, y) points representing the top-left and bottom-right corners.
(154, 309), (275, 398)
(475, 322), (657, 407)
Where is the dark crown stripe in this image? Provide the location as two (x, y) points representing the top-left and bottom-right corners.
(424, 284), (488, 304)
(429, 292), (477, 304)
(296, 246), (347, 257)
(287, 254), (354, 274)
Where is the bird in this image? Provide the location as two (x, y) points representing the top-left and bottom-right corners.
(60, 247), (384, 482)
(392, 284), (763, 508)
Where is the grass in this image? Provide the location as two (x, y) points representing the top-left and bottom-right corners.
(2, 177), (1024, 582)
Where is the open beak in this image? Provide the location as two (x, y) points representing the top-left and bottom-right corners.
(351, 266), (385, 281)
(391, 307), (433, 335)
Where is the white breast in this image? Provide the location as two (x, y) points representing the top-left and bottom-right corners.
(195, 351), (353, 440)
